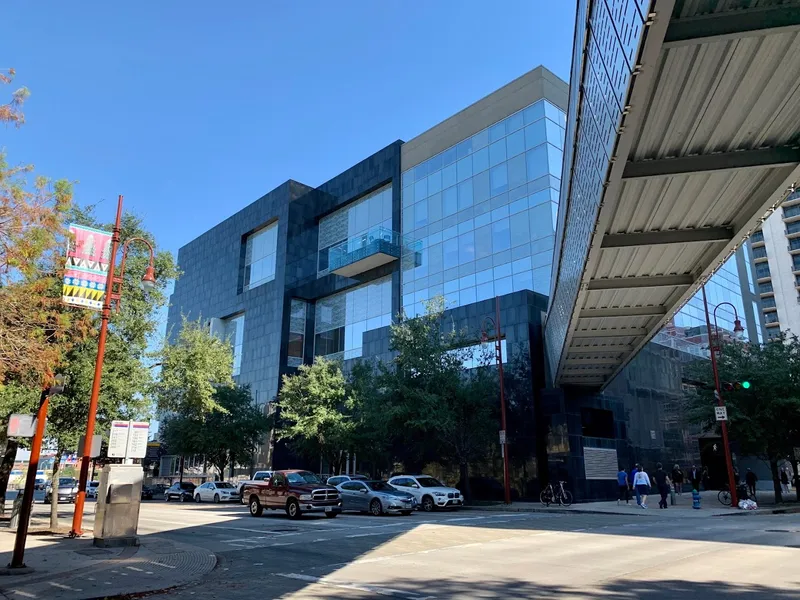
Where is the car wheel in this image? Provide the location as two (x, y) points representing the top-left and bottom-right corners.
(249, 496), (263, 517)
(43, 496), (50, 505)
(165, 494), (170, 502)
(401, 510), (412, 516)
(194, 494), (201, 503)
(180, 493), (188, 502)
(214, 494), (220, 503)
(370, 499), (383, 516)
(286, 498), (301, 519)
(421, 495), (435, 512)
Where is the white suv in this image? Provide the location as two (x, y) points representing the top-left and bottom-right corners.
(388, 475), (463, 512)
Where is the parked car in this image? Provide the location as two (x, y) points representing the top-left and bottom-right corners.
(164, 481), (196, 502)
(242, 470), (341, 519)
(194, 481), (238, 503)
(151, 483), (169, 497)
(337, 480), (416, 515)
(141, 485), (154, 500)
(86, 480), (101, 499)
(326, 474), (368, 487)
(44, 477), (79, 504)
(236, 471), (273, 504)
(387, 475), (463, 512)
(34, 478), (47, 491)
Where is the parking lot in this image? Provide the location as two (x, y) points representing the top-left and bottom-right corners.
(13, 495), (790, 599)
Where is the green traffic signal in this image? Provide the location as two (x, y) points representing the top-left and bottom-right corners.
(742, 381), (751, 389)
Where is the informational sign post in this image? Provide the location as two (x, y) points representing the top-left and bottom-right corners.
(125, 422), (149, 459)
(7, 414), (36, 438)
(715, 406), (728, 421)
(108, 421), (150, 459)
(78, 434), (103, 458)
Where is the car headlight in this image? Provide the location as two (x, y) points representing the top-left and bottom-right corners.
(299, 494), (312, 501)
(433, 492), (446, 497)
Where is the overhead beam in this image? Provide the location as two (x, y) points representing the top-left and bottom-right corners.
(601, 228), (733, 248)
(664, 6), (800, 48)
(580, 306), (667, 318)
(568, 345), (632, 354)
(622, 147), (800, 180)
(587, 275), (694, 291)
(572, 328), (647, 338)
(565, 357), (621, 365)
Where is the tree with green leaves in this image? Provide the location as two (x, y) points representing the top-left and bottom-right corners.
(372, 297), (497, 500)
(686, 333), (800, 502)
(276, 358), (355, 474)
(154, 317), (234, 415)
(161, 386), (270, 480)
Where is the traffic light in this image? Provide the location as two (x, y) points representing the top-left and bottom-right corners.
(722, 381), (751, 391)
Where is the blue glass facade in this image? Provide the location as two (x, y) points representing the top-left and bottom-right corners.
(400, 99), (567, 318)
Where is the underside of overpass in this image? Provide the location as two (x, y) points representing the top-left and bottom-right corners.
(546, 0), (800, 388)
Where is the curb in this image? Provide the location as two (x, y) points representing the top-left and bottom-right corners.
(462, 503), (800, 517)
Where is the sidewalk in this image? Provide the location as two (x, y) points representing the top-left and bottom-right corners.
(463, 490), (800, 518)
(0, 531), (216, 600)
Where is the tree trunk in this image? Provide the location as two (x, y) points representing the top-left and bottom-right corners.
(0, 438), (18, 516)
(459, 462), (471, 504)
(792, 458), (799, 502)
(769, 457), (783, 503)
(50, 448), (63, 531)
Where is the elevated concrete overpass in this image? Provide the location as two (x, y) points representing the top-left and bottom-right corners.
(546, 0), (800, 388)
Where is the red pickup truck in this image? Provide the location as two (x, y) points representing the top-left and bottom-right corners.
(242, 469), (342, 519)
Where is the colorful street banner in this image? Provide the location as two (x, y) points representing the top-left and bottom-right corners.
(62, 224), (113, 311)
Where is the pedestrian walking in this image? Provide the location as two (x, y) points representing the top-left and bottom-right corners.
(633, 467), (651, 509)
(630, 464), (641, 506)
(653, 463), (671, 509)
(617, 467), (629, 505)
(780, 468), (790, 495)
(745, 468), (758, 498)
(689, 464), (701, 491)
(671, 464), (684, 496)
(702, 467), (710, 491)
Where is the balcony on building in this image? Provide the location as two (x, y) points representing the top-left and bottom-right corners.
(328, 226), (420, 278)
(784, 204), (800, 223)
(751, 245), (769, 262)
(750, 230), (765, 248)
(786, 220), (800, 238)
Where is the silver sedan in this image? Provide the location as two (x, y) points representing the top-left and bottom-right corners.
(336, 480), (416, 515)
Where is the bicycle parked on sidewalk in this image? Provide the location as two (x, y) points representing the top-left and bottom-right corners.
(540, 481), (573, 507)
(718, 482), (750, 506)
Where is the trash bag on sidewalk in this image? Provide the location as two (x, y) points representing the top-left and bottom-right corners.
(738, 499), (758, 510)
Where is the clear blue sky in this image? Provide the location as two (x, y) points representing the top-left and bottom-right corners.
(2, 1), (575, 257)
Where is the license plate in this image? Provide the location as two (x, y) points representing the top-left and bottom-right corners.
(325, 506), (333, 513)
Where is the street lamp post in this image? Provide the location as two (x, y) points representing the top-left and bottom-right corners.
(70, 195), (157, 537)
(480, 296), (511, 505)
(701, 285), (742, 508)
(10, 374), (66, 568)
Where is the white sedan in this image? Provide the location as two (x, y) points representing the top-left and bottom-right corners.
(193, 481), (239, 503)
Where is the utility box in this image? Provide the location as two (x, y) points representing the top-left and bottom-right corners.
(93, 464), (143, 547)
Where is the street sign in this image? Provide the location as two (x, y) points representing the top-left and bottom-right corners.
(125, 422), (150, 459)
(77, 434), (102, 458)
(715, 406), (728, 421)
(7, 414), (35, 438)
(108, 421), (130, 458)
(499, 430), (506, 445)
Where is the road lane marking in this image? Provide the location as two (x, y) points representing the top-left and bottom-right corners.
(11, 590), (36, 598)
(125, 566), (145, 572)
(276, 573), (432, 599)
(49, 583), (81, 591)
(153, 562), (177, 569)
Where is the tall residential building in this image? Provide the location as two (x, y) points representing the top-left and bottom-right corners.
(749, 190), (800, 339)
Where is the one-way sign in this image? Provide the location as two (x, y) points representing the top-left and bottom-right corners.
(714, 406), (728, 421)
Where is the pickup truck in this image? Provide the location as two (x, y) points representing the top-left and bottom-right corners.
(236, 470), (273, 504)
(242, 469), (342, 519)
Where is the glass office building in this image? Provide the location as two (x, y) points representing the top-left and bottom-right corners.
(400, 99), (566, 318)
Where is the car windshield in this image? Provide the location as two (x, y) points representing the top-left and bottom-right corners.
(286, 471), (321, 484)
(180, 482), (195, 490)
(59, 478), (76, 486)
(366, 481), (394, 492)
(216, 482), (234, 489)
(417, 477), (444, 488)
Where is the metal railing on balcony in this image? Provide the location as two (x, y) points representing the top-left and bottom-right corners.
(327, 226), (421, 277)
(784, 205), (800, 220)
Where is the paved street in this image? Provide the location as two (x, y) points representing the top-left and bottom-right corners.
(89, 501), (800, 598)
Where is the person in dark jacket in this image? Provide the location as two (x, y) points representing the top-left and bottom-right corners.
(654, 463), (672, 509)
(745, 468), (758, 498)
(630, 464), (641, 506)
(688, 465), (701, 491)
(671, 464), (684, 496)
(780, 469), (790, 495)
